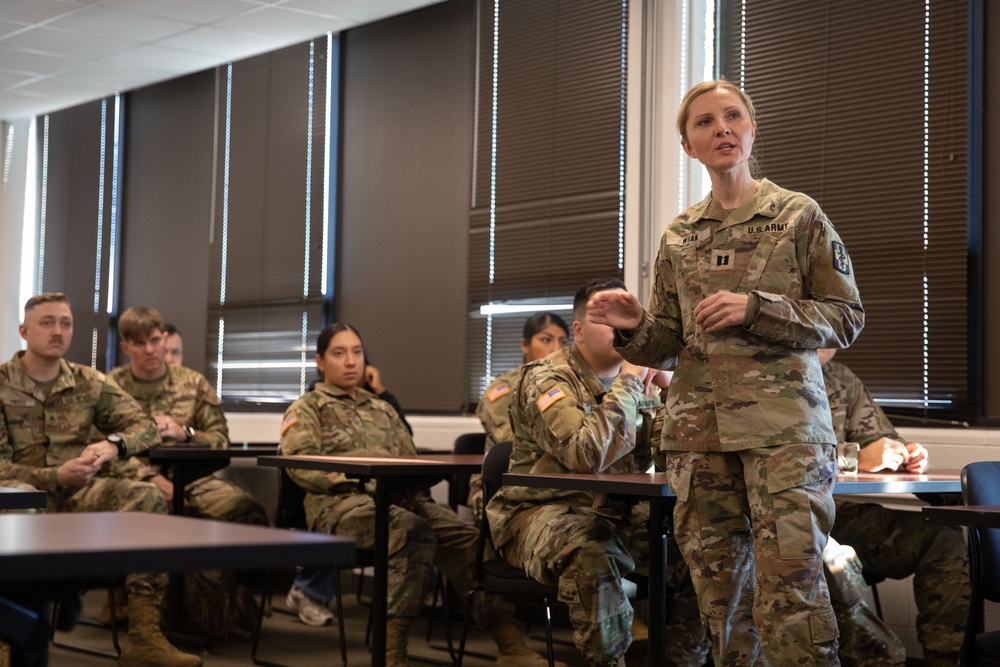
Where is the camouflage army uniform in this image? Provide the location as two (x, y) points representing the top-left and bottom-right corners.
(280, 382), (516, 627)
(487, 346), (710, 667)
(0, 351), (168, 600)
(824, 359), (968, 665)
(108, 363), (267, 639)
(615, 179), (865, 666)
(469, 365), (522, 519)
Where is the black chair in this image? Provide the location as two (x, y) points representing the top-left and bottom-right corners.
(455, 441), (561, 667)
(959, 461), (1000, 666)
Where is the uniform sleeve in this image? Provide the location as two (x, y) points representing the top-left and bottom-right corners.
(746, 215), (864, 349)
(106, 455), (160, 481)
(190, 378), (229, 449)
(839, 367), (899, 446)
(614, 241), (685, 369)
(93, 377), (160, 457)
(0, 409), (58, 492)
(515, 365), (644, 473)
(476, 374), (515, 449)
(279, 399), (342, 494)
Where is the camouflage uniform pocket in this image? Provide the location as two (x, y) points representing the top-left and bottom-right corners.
(808, 605), (839, 644)
(664, 453), (695, 503)
(764, 444), (836, 560)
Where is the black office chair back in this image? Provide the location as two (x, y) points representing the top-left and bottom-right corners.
(274, 445), (309, 530)
(481, 440), (513, 509)
(449, 433), (487, 510)
(962, 462), (1000, 604)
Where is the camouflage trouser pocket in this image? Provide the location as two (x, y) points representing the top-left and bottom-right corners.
(808, 606), (839, 644)
(765, 444), (836, 560)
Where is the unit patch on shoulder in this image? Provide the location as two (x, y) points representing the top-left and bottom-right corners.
(832, 240), (852, 276)
(280, 412), (299, 435)
(486, 383), (511, 403)
(536, 386), (567, 413)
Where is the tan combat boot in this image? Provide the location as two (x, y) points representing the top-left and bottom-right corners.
(489, 618), (569, 667)
(386, 617), (415, 667)
(117, 593), (202, 667)
(98, 587), (129, 626)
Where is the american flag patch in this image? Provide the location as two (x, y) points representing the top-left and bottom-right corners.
(536, 386), (567, 413)
(486, 383), (510, 402)
(280, 412), (299, 436)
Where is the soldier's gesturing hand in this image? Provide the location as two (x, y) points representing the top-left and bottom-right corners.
(154, 414), (187, 441)
(694, 290), (750, 332)
(588, 291), (643, 332)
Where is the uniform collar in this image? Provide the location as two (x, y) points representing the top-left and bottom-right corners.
(692, 178), (782, 230)
(7, 351), (77, 398)
(567, 345), (611, 399)
(314, 381), (375, 405)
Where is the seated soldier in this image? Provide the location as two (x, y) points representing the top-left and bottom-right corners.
(108, 306), (268, 641)
(0, 293), (201, 667)
(486, 277), (709, 667)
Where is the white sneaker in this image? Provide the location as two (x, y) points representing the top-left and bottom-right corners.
(285, 586), (334, 627)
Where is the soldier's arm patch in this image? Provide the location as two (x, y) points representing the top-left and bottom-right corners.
(486, 383), (510, 403)
(832, 241), (851, 275)
(280, 412), (298, 436)
(536, 386), (567, 413)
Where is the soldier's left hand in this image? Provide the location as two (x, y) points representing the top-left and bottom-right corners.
(902, 442), (929, 473)
(694, 291), (750, 332)
(81, 440), (118, 467)
(154, 414), (187, 441)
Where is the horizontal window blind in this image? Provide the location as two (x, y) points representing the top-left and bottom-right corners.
(207, 39), (331, 406)
(468, 0), (627, 404)
(718, 0), (969, 421)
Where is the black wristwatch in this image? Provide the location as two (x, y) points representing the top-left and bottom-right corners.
(107, 433), (126, 459)
(183, 425), (196, 443)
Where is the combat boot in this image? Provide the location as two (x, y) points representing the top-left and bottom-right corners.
(117, 593), (202, 667)
(386, 617), (415, 667)
(489, 618), (569, 667)
(98, 587), (129, 626)
(923, 651), (959, 667)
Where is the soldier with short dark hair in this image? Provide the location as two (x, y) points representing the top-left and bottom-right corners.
(0, 293), (202, 667)
(487, 277), (710, 667)
(109, 305), (268, 641)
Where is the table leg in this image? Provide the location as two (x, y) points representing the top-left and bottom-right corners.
(371, 479), (389, 667)
(648, 499), (668, 667)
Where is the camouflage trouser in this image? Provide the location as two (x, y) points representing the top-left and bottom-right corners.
(179, 475), (269, 640)
(315, 493), (515, 627)
(829, 499), (969, 659)
(666, 445), (841, 667)
(498, 503), (710, 666)
(823, 535), (907, 666)
(58, 476), (170, 599)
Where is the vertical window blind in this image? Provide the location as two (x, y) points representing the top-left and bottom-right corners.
(207, 38), (332, 406)
(717, 0), (970, 422)
(468, 0), (628, 405)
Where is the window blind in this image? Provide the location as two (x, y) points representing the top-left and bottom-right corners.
(718, 0), (970, 421)
(468, 0), (628, 404)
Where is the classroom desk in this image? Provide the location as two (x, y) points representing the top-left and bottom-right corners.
(923, 504), (1000, 529)
(503, 470), (961, 667)
(149, 444), (275, 515)
(0, 512), (356, 666)
(257, 453), (482, 667)
(0, 487), (46, 511)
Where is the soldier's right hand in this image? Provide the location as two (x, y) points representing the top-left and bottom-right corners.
(588, 291), (643, 331)
(857, 437), (908, 473)
(56, 456), (102, 489)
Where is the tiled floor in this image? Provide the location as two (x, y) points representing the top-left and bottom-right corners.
(46, 575), (586, 666)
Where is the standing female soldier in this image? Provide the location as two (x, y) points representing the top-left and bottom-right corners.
(589, 80), (864, 665)
(281, 323), (560, 667)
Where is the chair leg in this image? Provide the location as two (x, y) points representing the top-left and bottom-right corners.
(50, 587), (121, 659)
(332, 568), (348, 667)
(870, 583), (883, 620)
(543, 596), (555, 667)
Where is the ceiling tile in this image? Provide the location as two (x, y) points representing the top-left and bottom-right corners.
(0, 0), (93, 26)
(95, 45), (219, 76)
(156, 25), (281, 60)
(47, 5), (196, 43)
(1, 25), (139, 59)
(94, 0), (259, 25)
(62, 60), (179, 90)
(214, 7), (351, 40)
(0, 46), (78, 76)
